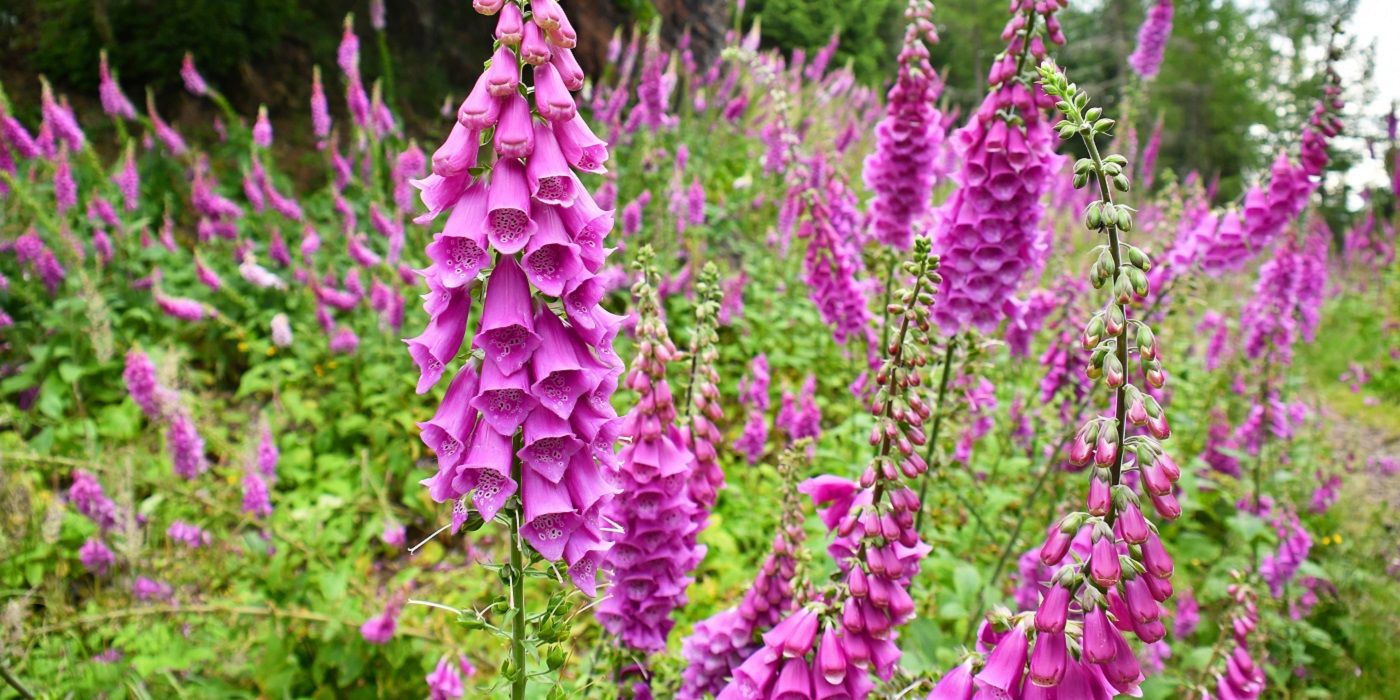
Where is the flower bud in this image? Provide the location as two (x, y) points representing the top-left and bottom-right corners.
(1090, 534), (1122, 587)
(1094, 423), (1119, 467)
(1118, 499), (1149, 544)
(1040, 519), (1076, 566)
(1028, 629), (1068, 688)
(1149, 490), (1181, 520)
(1087, 475), (1111, 516)
(1081, 605), (1116, 664)
(1035, 584), (1071, 633)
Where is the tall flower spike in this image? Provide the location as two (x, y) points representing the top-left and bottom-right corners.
(681, 263), (728, 521)
(679, 442), (811, 700)
(932, 61), (1185, 697)
(1127, 0), (1174, 80)
(408, 3), (619, 695)
(863, 0), (945, 250)
(930, 0), (1065, 334)
(718, 240), (942, 700)
(597, 246), (704, 663)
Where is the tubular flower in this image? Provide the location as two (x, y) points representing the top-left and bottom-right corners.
(934, 62), (1185, 697)
(411, 0), (621, 604)
(123, 349), (174, 420)
(930, 0), (1066, 334)
(734, 354), (772, 464)
(677, 441), (813, 700)
(597, 250), (703, 656)
(718, 240), (942, 699)
(863, 0), (945, 250)
(1202, 62), (1342, 275)
(1127, 0), (1173, 80)
(167, 409), (209, 480)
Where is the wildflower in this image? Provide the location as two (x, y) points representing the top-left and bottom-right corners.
(242, 470), (273, 517)
(270, 313), (294, 348)
(167, 520), (212, 548)
(167, 410), (208, 479)
(98, 51), (138, 119)
(68, 469), (120, 532)
(181, 53), (209, 96)
(930, 0), (1065, 334)
(863, 0), (944, 249)
(1127, 0), (1174, 80)
(79, 538), (115, 575)
(123, 349), (171, 420)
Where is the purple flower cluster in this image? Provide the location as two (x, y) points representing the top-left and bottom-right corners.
(413, 0), (620, 602)
(679, 449), (808, 700)
(167, 409), (208, 480)
(1241, 230), (1327, 368)
(68, 469), (120, 532)
(597, 262), (702, 654)
(1127, 0), (1173, 80)
(1260, 507), (1312, 598)
(1202, 69), (1343, 275)
(1201, 409), (1242, 478)
(80, 537), (115, 575)
(123, 349), (173, 420)
(776, 375), (820, 446)
(1209, 582), (1267, 699)
(734, 354), (772, 464)
(863, 0), (944, 249)
(166, 520), (212, 548)
(931, 0), (1066, 334)
(797, 154), (875, 346)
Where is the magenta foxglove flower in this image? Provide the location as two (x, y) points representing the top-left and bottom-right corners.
(123, 349), (171, 420)
(425, 655), (465, 700)
(256, 424), (279, 479)
(154, 293), (207, 321)
(252, 106), (273, 147)
(68, 469), (120, 532)
(1127, 0), (1174, 80)
(360, 605), (398, 644)
(411, 0), (623, 613)
(597, 261), (703, 654)
(167, 520), (212, 548)
(40, 79), (85, 151)
(181, 53), (209, 95)
(863, 0), (944, 249)
(133, 576), (173, 602)
(167, 410), (208, 479)
(930, 1), (1065, 334)
(146, 97), (188, 156)
(53, 148), (77, 214)
(79, 538), (115, 575)
(329, 326), (360, 354)
(242, 470), (273, 517)
(98, 51), (139, 119)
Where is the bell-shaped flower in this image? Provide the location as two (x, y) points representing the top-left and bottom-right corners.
(405, 288), (471, 393)
(485, 159), (537, 254)
(526, 122), (577, 205)
(473, 256), (540, 373)
(521, 466), (581, 560)
(519, 408), (584, 483)
(522, 206), (584, 296)
(493, 92), (534, 159)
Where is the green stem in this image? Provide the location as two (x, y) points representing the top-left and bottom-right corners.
(880, 255), (898, 352)
(509, 451), (528, 700)
(1081, 133), (1131, 529)
(914, 339), (958, 533)
(0, 661), (36, 700)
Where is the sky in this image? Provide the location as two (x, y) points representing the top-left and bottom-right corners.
(1341, 0), (1397, 193)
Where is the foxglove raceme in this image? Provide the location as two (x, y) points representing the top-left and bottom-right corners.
(863, 0), (944, 249)
(597, 253), (703, 654)
(411, 0), (621, 607)
(930, 0), (1065, 334)
(1127, 0), (1173, 80)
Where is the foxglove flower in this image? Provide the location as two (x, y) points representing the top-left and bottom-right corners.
(681, 264), (728, 517)
(123, 349), (172, 420)
(930, 0), (1065, 333)
(597, 252), (703, 655)
(863, 0), (944, 249)
(79, 538), (115, 575)
(98, 51), (138, 119)
(734, 354), (772, 464)
(242, 470), (273, 517)
(69, 469), (119, 532)
(167, 520), (212, 548)
(181, 53), (209, 96)
(410, 1), (623, 630)
(1127, 0), (1173, 80)
(167, 409), (208, 479)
